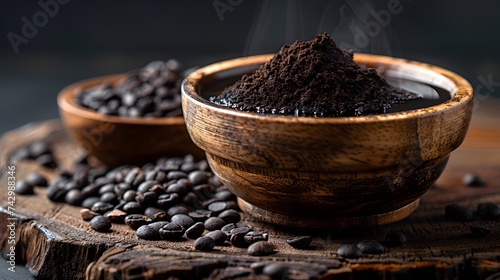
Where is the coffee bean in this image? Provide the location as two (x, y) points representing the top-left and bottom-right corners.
(445, 204), (473, 221)
(145, 170), (167, 182)
(477, 203), (500, 220)
(262, 263), (288, 279)
(244, 231), (269, 245)
(123, 201), (143, 214)
(159, 223), (185, 240)
(91, 201), (115, 214)
(81, 197), (100, 209)
(215, 190), (236, 201)
(105, 209), (127, 223)
(218, 209), (241, 224)
(46, 183), (67, 202)
(100, 192), (118, 204)
(65, 189), (83, 205)
(250, 262), (267, 274)
(136, 225), (160, 240)
(384, 232), (407, 247)
(206, 230), (228, 245)
(194, 236), (215, 251)
(186, 222), (205, 239)
(144, 207), (167, 218)
(122, 190), (137, 202)
(25, 173), (48, 187)
(37, 154), (57, 168)
(463, 173), (485, 187)
(208, 201), (227, 214)
(204, 217), (226, 231)
(98, 184), (115, 195)
(137, 180), (159, 193)
(90, 216), (112, 232)
(167, 171), (187, 180)
(170, 214), (195, 229)
(337, 244), (362, 259)
(124, 167), (145, 187)
(125, 214), (150, 230)
(189, 210), (213, 222)
(11, 146), (31, 160)
(230, 227), (253, 248)
(148, 221), (169, 232)
(357, 240), (384, 254)
(165, 182), (188, 195)
(15, 181), (34, 195)
(157, 193), (179, 208)
(114, 183), (132, 197)
(286, 236), (312, 249)
(167, 205), (189, 216)
(188, 170), (210, 185)
(469, 226), (491, 237)
(247, 241), (276, 256)
(136, 191), (157, 207)
(80, 209), (99, 221)
(29, 141), (50, 158)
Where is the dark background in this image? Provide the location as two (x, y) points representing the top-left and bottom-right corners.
(1, 0), (499, 135)
(0, 0), (499, 278)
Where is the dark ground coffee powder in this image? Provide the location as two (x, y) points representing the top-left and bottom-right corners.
(210, 33), (417, 117)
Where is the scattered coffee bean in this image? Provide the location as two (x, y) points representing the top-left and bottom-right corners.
(469, 226), (491, 237)
(244, 231), (269, 246)
(247, 241), (276, 256)
(105, 209), (127, 223)
(286, 236), (312, 249)
(159, 223), (185, 240)
(171, 214), (195, 229)
(206, 230), (228, 245)
(186, 222), (205, 239)
(445, 203), (473, 221)
(136, 225), (160, 240)
(194, 236), (215, 251)
(65, 189), (83, 205)
(81, 197), (100, 209)
(148, 221), (169, 232)
(25, 173), (48, 187)
(218, 209), (241, 224)
(80, 209), (99, 221)
(463, 173), (485, 187)
(384, 232), (407, 247)
(91, 201), (115, 214)
(337, 244), (362, 259)
(168, 205), (189, 216)
(189, 209), (213, 222)
(15, 181), (34, 195)
(262, 263), (289, 279)
(250, 262), (267, 274)
(123, 201), (143, 214)
(90, 216), (112, 232)
(204, 217), (226, 231)
(230, 227), (252, 248)
(125, 214), (150, 230)
(357, 240), (384, 254)
(477, 203), (500, 220)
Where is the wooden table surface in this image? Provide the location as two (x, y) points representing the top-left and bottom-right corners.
(1, 100), (499, 280)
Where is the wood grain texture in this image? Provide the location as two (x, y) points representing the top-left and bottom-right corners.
(0, 95), (499, 279)
(181, 54), (474, 228)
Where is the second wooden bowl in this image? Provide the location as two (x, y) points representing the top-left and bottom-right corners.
(181, 54), (474, 229)
(58, 74), (204, 167)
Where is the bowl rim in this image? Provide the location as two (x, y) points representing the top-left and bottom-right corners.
(58, 74), (185, 125)
(182, 53), (473, 124)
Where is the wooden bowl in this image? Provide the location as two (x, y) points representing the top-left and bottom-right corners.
(58, 74), (204, 167)
(181, 54), (474, 229)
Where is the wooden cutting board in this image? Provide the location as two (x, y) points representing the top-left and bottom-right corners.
(0, 100), (499, 280)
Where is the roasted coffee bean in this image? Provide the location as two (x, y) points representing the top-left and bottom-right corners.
(37, 154), (57, 168)
(250, 262), (267, 274)
(337, 244), (362, 259)
(215, 190), (236, 201)
(98, 184), (115, 195)
(136, 225), (160, 240)
(125, 214), (150, 230)
(230, 227), (252, 247)
(81, 184), (101, 198)
(105, 209), (127, 223)
(170, 214), (196, 229)
(46, 183), (67, 202)
(221, 223), (249, 235)
(15, 181), (34, 195)
(206, 230), (228, 245)
(194, 236), (215, 251)
(114, 183), (132, 197)
(65, 189), (83, 205)
(207, 201), (227, 214)
(124, 167), (145, 187)
(100, 192), (118, 204)
(159, 223), (185, 240)
(445, 204), (473, 221)
(156, 193), (179, 208)
(477, 203), (500, 220)
(145, 170), (167, 182)
(357, 240), (384, 254)
(286, 236), (312, 249)
(167, 171), (187, 180)
(244, 231), (269, 245)
(180, 162), (198, 173)
(144, 207), (167, 218)
(25, 173), (48, 187)
(182, 192), (198, 206)
(224, 201), (239, 211)
(122, 190), (137, 202)
(136, 191), (157, 207)
(91, 201), (115, 214)
(123, 201), (143, 214)
(188, 170), (210, 185)
(81, 197), (100, 209)
(469, 226), (491, 237)
(165, 182), (188, 195)
(247, 241), (276, 256)
(463, 173), (485, 187)
(168, 205), (189, 216)
(384, 232), (407, 247)
(80, 209), (99, 221)
(218, 209), (241, 224)
(137, 180), (159, 193)
(262, 263), (289, 279)
(11, 146), (31, 160)
(29, 141), (50, 158)
(186, 222), (205, 239)
(90, 216), (112, 232)
(189, 210), (213, 222)
(204, 217), (226, 231)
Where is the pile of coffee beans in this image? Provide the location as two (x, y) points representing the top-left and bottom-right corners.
(76, 59), (188, 118)
(44, 154), (278, 254)
(336, 232), (407, 259)
(10, 141), (57, 168)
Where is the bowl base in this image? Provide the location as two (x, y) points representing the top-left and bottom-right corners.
(237, 198), (420, 230)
